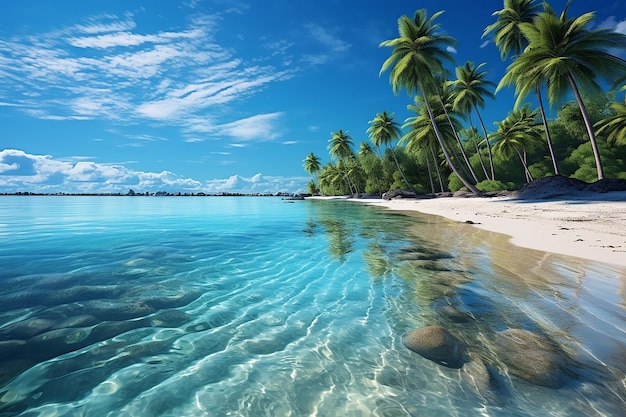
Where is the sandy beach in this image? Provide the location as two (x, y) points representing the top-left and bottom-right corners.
(313, 192), (626, 268)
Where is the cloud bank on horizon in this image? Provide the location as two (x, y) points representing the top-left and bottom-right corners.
(0, 149), (307, 194)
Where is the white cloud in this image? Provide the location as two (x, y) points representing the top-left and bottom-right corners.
(218, 112), (284, 141)
(305, 23), (351, 53)
(0, 11), (295, 136)
(0, 149), (308, 194)
(67, 32), (159, 49)
(73, 15), (137, 34)
(598, 16), (626, 34)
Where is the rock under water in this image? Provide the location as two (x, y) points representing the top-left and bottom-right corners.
(402, 325), (467, 368)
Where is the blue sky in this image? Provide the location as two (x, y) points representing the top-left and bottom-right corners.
(1, 0), (624, 194)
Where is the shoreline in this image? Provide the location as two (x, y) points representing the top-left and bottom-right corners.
(310, 192), (626, 268)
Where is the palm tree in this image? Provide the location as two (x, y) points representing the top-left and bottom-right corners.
(461, 126), (489, 180)
(492, 105), (543, 182)
(402, 98), (459, 192)
(327, 129), (358, 195)
(483, 0), (540, 60)
(436, 79), (480, 183)
(595, 89), (626, 146)
(450, 61), (497, 180)
(380, 9), (479, 193)
(499, 1), (626, 180)
(303, 152), (322, 194)
(303, 152), (321, 177)
(367, 111), (413, 190)
(358, 141), (374, 157)
(484, 0), (560, 176)
(328, 129), (354, 161)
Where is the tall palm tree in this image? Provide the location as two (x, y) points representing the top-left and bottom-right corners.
(499, 1), (626, 180)
(492, 105), (543, 182)
(367, 111), (413, 190)
(380, 9), (479, 193)
(435, 79), (480, 183)
(461, 126), (489, 180)
(402, 98), (459, 192)
(328, 129), (358, 195)
(450, 61), (497, 180)
(484, 0), (560, 176)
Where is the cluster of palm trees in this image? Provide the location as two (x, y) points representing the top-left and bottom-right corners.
(303, 0), (626, 196)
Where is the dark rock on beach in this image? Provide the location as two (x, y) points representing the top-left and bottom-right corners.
(512, 175), (626, 200)
(402, 325), (467, 368)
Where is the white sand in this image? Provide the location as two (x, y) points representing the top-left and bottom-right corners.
(313, 193), (626, 268)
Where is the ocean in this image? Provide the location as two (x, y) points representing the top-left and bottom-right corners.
(0, 196), (624, 416)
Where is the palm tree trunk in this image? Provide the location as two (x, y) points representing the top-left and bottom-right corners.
(474, 106), (496, 181)
(516, 149), (534, 183)
(420, 82), (479, 193)
(568, 74), (604, 180)
(437, 94), (479, 183)
(468, 118), (489, 180)
(535, 87), (559, 175)
(390, 147), (415, 192)
(425, 149), (435, 193)
(430, 147), (445, 192)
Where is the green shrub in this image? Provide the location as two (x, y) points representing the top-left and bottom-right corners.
(476, 180), (516, 192)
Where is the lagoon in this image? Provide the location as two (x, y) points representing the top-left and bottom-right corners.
(0, 196), (624, 416)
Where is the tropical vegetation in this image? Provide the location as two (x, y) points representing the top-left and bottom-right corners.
(304, 0), (626, 196)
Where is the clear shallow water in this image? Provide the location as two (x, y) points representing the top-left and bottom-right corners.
(0, 196), (625, 417)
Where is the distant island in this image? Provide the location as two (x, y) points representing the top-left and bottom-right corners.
(1, 190), (308, 197)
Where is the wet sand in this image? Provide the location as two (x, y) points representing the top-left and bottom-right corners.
(311, 192), (626, 268)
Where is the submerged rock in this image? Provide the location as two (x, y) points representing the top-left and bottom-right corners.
(494, 328), (570, 389)
(439, 305), (474, 323)
(402, 326), (467, 368)
(460, 354), (503, 406)
(0, 318), (55, 340)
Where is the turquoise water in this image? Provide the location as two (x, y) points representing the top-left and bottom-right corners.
(0, 196), (625, 416)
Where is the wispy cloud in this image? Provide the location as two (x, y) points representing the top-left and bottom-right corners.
(0, 149), (307, 194)
(218, 112), (285, 141)
(598, 16), (626, 34)
(0, 11), (295, 142)
(305, 23), (351, 53)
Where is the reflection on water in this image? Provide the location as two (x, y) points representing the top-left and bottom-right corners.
(0, 197), (624, 416)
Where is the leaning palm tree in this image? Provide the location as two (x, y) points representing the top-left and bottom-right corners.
(450, 61), (497, 181)
(435, 78), (480, 183)
(367, 111), (413, 190)
(595, 89), (626, 146)
(380, 9), (479, 193)
(492, 105), (543, 182)
(461, 126), (489, 180)
(499, 1), (626, 180)
(484, 0), (560, 176)
(402, 98), (460, 192)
